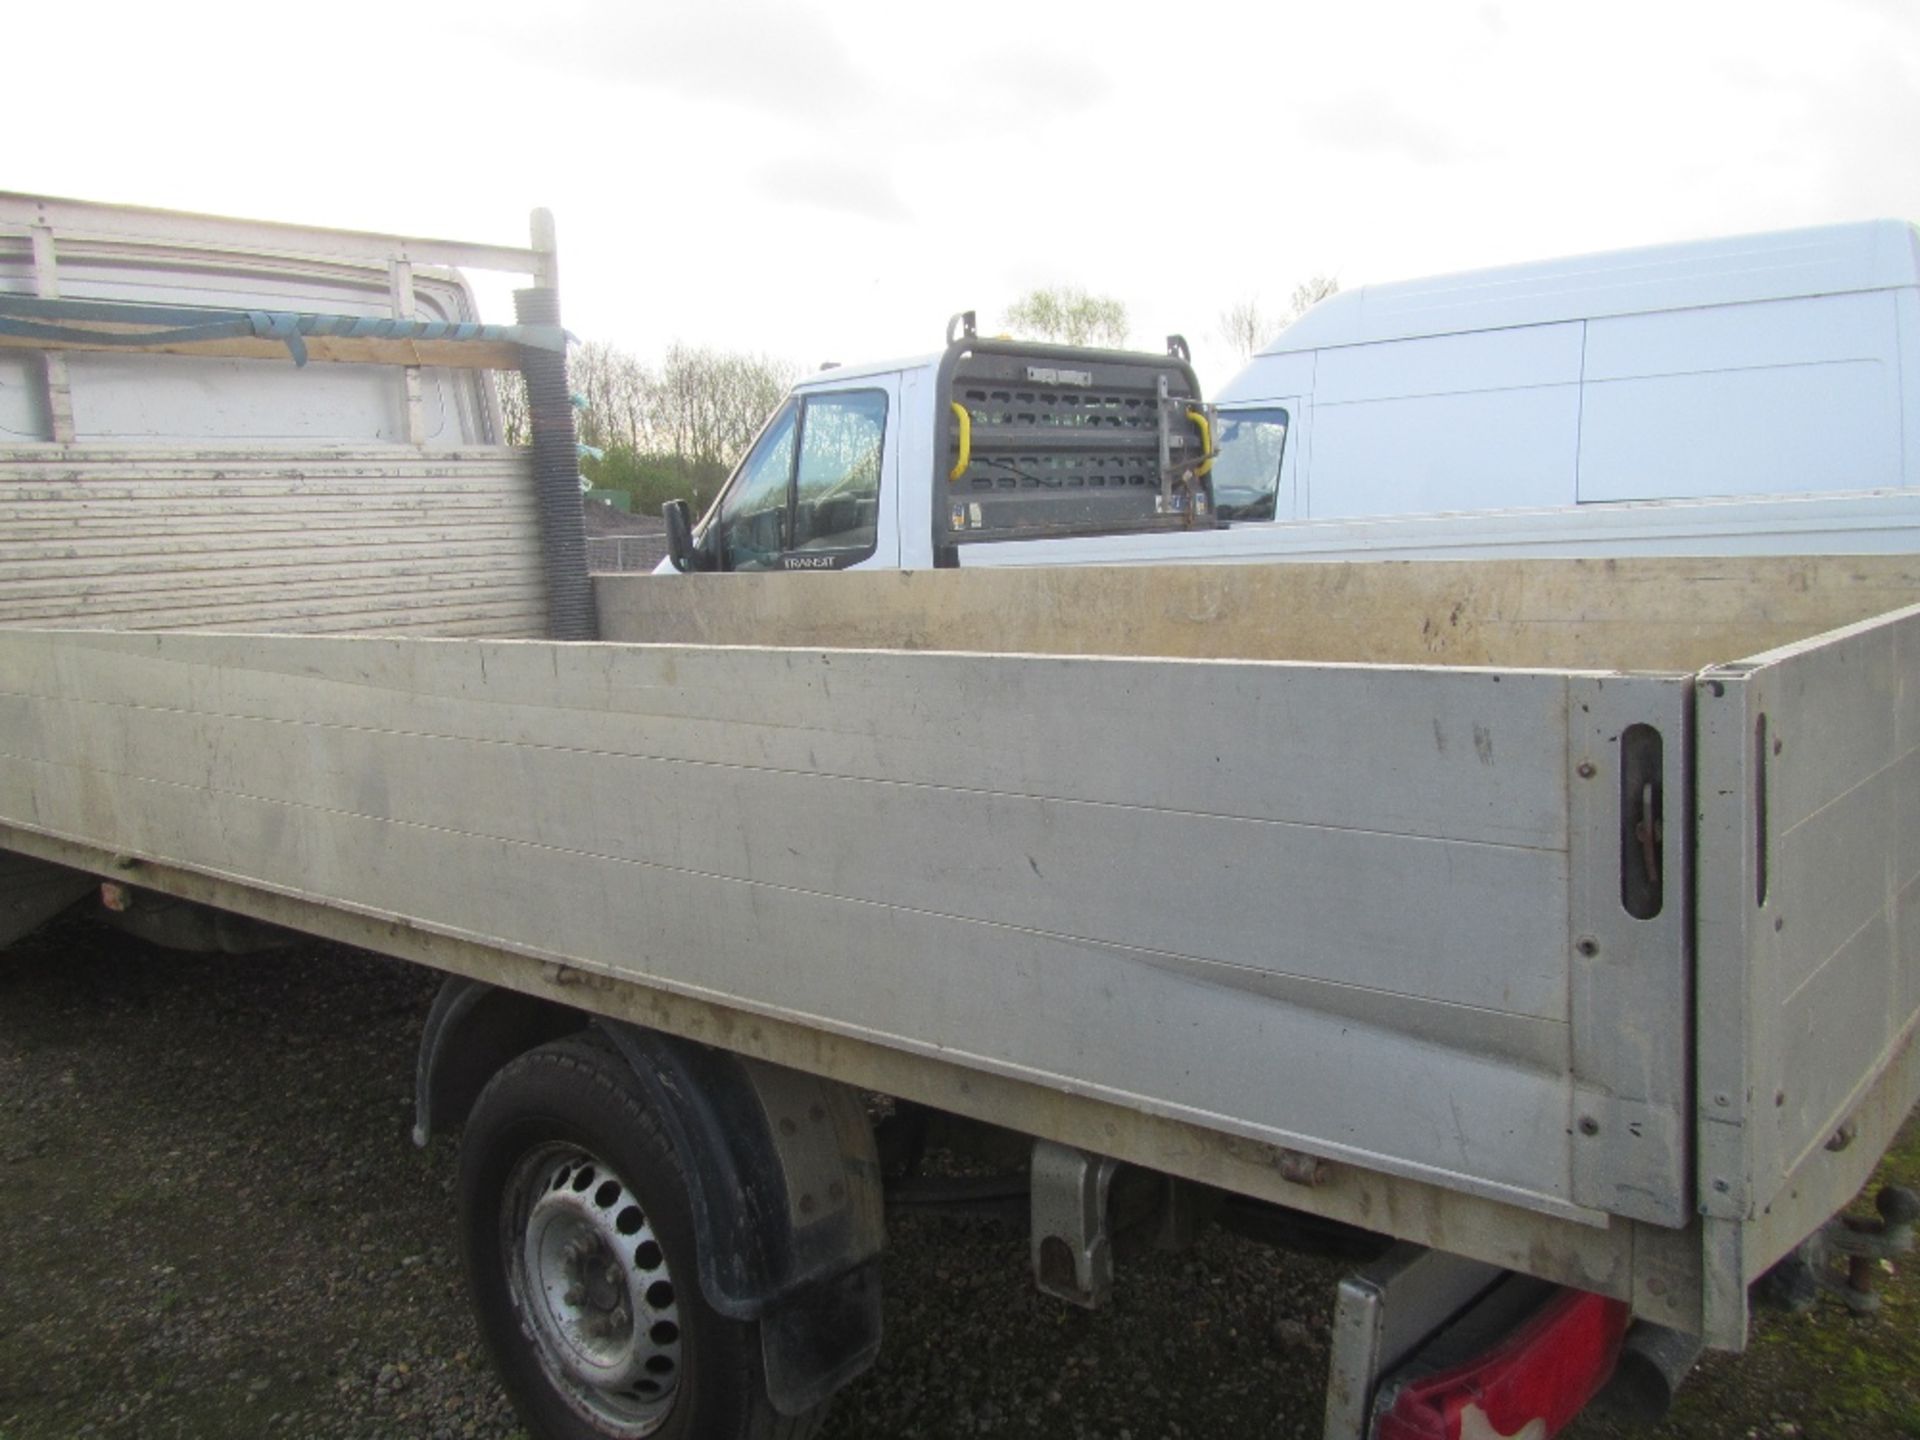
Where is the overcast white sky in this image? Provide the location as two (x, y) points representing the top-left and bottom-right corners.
(11, 0), (1920, 385)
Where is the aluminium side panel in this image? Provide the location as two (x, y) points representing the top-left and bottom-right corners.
(1695, 602), (1920, 1344)
(1565, 673), (1694, 1227)
(1, 629), (1602, 1220)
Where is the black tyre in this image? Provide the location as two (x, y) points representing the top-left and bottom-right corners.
(459, 1035), (826, 1440)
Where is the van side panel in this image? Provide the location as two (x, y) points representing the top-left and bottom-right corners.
(1578, 293), (1905, 502)
(1213, 351), (1316, 405)
(1305, 324), (1583, 518)
(1899, 288), (1920, 490)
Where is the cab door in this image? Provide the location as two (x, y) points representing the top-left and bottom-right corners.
(698, 374), (901, 572)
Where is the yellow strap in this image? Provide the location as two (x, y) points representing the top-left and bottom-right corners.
(948, 402), (971, 482)
(1186, 408), (1214, 479)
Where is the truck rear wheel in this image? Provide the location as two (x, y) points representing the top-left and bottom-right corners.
(459, 1036), (825, 1440)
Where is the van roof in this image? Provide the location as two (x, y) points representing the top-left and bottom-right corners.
(1266, 220), (1920, 353)
(792, 353), (937, 390)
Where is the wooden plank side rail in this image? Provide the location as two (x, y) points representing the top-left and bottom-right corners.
(0, 327), (529, 372)
(595, 555), (1920, 674)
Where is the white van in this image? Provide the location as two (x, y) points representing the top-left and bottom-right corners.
(973, 221), (1920, 566)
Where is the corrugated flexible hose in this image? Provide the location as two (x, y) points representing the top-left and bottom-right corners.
(514, 287), (598, 641)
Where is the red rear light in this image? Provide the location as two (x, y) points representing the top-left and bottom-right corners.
(1376, 1289), (1630, 1440)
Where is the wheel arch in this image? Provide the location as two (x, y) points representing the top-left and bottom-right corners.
(413, 976), (586, 1149)
(419, 977), (884, 1415)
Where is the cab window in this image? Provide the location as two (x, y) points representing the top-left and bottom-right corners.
(792, 391), (887, 553)
(711, 403), (797, 571)
(1211, 408), (1290, 521)
(705, 389), (888, 570)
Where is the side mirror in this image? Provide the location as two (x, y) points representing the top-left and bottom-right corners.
(663, 499), (698, 573)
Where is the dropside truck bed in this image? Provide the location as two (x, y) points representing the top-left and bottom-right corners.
(6, 194), (1918, 1440)
(4, 555), (1917, 1363)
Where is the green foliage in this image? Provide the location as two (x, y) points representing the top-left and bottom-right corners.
(1003, 286), (1130, 348)
(581, 444), (731, 518)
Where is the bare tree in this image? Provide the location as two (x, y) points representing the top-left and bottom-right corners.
(645, 344), (794, 469)
(558, 340), (798, 469)
(1218, 296), (1270, 361)
(570, 340), (647, 451)
(1003, 286), (1130, 348)
(1285, 274), (1341, 326)
(494, 372), (529, 446)
(1218, 275), (1340, 362)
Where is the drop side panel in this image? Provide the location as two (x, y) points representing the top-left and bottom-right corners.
(1695, 602), (1920, 1341)
(0, 629), (1607, 1219)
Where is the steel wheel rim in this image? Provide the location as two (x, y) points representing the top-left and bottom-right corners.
(503, 1144), (684, 1436)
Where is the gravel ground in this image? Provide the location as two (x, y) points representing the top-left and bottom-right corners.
(2, 915), (1916, 1440)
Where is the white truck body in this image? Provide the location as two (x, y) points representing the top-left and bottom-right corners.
(8, 555), (1920, 1359)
